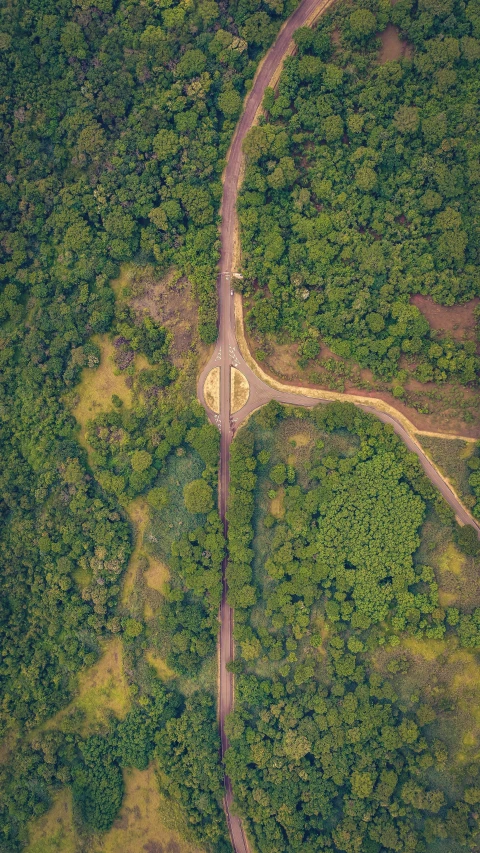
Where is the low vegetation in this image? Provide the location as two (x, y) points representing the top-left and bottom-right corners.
(226, 401), (480, 852)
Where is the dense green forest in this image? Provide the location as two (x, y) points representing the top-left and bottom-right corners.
(0, 0), (307, 845)
(0, 0), (310, 851)
(0, 346), (229, 852)
(239, 0), (480, 391)
(226, 401), (480, 852)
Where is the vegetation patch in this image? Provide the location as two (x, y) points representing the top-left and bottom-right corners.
(419, 435), (480, 514)
(46, 638), (130, 735)
(113, 265), (201, 371)
(144, 558), (170, 594)
(226, 401), (480, 853)
(438, 541), (466, 577)
(25, 789), (75, 853)
(73, 336), (133, 445)
(97, 764), (203, 853)
(121, 498), (150, 604)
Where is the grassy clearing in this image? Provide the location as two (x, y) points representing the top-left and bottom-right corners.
(146, 651), (176, 682)
(270, 487), (285, 519)
(144, 557), (170, 593)
(96, 764), (203, 853)
(416, 513), (480, 611)
(438, 541), (466, 576)
(375, 634), (480, 800)
(73, 335), (132, 445)
(26, 766), (205, 853)
(121, 497), (149, 604)
(25, 789), (76, 853)
(419, 436), (478, 509)
(46, 638), (130, 735)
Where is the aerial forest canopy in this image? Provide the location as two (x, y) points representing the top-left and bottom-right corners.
(226, 401), (480, 852)
(240, 0), (480, 386)
(0, 0), (303, 848)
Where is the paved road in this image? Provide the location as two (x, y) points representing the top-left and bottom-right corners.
(196, 1), (480, 850)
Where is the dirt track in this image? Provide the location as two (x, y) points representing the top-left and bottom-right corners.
(196, 1), (480, 850)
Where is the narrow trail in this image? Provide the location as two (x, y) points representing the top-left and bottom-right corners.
(196, 2), (480, 850)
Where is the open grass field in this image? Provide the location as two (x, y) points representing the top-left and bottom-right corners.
(415, 512), (480, 612)
(73, 335), (133, 449)
(45, 638), (130, 736)
(26, 765), (205, 853)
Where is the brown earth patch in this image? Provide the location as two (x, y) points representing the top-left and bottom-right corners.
(410, 295), (479, 342)
(112, 265), (200, 369)
(378, 24), (413, 64)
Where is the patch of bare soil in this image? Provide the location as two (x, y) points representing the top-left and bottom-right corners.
(117, 266), (200, 369)
(410, 295), (479, 342)
(378, 24), (413, 64)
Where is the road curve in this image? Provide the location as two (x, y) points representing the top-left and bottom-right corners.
(196, 2), (480, 851)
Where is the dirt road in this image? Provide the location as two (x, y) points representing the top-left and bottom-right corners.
(196, 1), (480, 850)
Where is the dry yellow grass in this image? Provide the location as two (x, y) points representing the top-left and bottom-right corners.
(403, 636), (447, 661)
(46, 638), (130, 733)
(438, 542), (466, 577)
(97, 765), (203, 853)
(110, 262), (135, 299)
(439, 590), (457, 607)
(73, 335), (132, 446)
(26, 766), (204, 853)
(231, 366), (249, 413)
(146, 650), (176, 681)
(144, 557), (170, 593)
(289, 432), (312, 448)
(204, 366), (220, 414)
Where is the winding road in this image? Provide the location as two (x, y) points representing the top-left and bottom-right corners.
(196, 2), (480, 850)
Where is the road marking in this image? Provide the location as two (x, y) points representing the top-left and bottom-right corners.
(228, 346), (239, 367)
